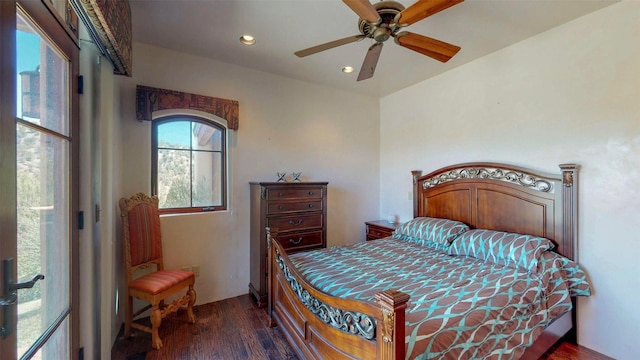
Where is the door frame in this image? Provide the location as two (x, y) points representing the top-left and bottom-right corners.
(0, 0), (80, 358)
(0, 0), (19, 355)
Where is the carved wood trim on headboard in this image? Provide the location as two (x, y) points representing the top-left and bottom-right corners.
(412, 163), (578, 260)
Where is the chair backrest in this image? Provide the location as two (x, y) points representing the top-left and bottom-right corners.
(120, 193), (164, 280)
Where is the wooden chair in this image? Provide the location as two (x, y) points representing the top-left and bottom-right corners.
(119, 192), (196, 349)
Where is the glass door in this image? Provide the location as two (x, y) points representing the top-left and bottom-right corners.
(1, 1), (79, 359)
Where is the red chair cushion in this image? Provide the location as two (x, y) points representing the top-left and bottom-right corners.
(129, 270), (194, 295)
(128, 203), (162, 266)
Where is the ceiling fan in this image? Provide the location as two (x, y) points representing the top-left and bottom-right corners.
(295, 0), (464, 81)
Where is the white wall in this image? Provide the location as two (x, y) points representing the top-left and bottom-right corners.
(78, 27), (123, 359)
(78, 34), (100, 360)
(116, 42), (380, 309)
(103, 56), (121, 358)
(380, 2), (639, 359)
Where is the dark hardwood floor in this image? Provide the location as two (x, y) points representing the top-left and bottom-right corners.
(111, 294), (297, 360)
(111, 294), (611, 360)
(542, 342), (613, 360)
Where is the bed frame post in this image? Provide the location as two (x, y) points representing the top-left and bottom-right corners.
(559, 164), (578, 262)
(559, 163), (579, 345)
(266, 227), (278, 327)
(411, 170), (422, 218)
(375, 290), (410, 360)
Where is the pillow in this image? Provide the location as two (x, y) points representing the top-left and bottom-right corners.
(392, 217), (469, 251)
(448, 229), (555, 273)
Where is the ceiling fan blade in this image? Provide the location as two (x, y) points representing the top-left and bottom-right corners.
(395, 0), (464, 26)
(343, 0), (380, 24)
(357, 42), (383, 81)
(395, 31), (460, 63)
(295, 35), (366, 57)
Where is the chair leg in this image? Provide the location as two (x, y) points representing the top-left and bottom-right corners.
(124, 295), (133, 338)
(187, 285), (197, 323)
(150, 304), (163, 349)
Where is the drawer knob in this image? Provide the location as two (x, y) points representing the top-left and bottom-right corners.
(289, 237), (303, 245)
(289, 219), (303, 226)
(278, 205), (284, 210)
(308, 191), (314, 195)
(308, 204), (314, 208)
(277, 192), (284, 197)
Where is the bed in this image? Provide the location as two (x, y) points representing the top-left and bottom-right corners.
(266, 162), (590, 359)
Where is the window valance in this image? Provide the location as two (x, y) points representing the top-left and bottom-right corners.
(136, 85), (239, 130)
(71, 0), (132, 76)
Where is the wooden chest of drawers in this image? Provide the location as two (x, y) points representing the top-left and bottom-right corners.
(249, 181), (328, 307)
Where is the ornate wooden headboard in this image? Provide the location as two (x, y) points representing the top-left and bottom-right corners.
(412, 163), (578, 260)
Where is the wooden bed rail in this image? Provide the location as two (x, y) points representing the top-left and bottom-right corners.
(267, 227), (410, 360)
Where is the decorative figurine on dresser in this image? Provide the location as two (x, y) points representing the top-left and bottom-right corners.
(249, 181), (328, 307)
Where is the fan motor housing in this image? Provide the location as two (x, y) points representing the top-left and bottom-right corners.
(358, 0), (405, 40)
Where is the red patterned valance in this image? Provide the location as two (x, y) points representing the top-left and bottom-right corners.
(136, 85), (239, 130)
(72, 0), (132, 76)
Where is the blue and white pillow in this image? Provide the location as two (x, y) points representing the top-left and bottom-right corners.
(448, 229), (555, 273)
(392, 217), (469, 252)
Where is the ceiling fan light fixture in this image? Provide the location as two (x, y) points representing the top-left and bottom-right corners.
(295, 0), (464, 81)
(373, 27), (391, 42)
(239, 35), (256, 45)
(342, 66), (355, 74)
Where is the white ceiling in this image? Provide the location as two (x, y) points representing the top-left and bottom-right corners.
(130, 0), (617, 97)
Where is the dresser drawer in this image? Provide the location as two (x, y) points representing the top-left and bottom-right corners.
(266, 187), (324, 201)
(268, 214), (323, 232)
(268, 200), (322, 214)
(275, 231), (323, 251)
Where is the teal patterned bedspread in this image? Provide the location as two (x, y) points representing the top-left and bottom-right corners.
(288, 239), (590, 359)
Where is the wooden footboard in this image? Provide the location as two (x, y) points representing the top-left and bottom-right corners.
(267, 228), (409, 360)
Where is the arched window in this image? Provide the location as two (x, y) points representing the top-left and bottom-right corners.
(152, 114), (227, 213)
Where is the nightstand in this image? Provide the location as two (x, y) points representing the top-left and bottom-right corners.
(365, 220), (401, 241)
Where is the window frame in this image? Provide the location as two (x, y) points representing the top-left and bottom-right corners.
(151, 114), (227, 214)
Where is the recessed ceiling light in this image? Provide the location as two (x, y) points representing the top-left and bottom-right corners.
(342, 66), (354, 74)
(239, 35), (256, 45)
